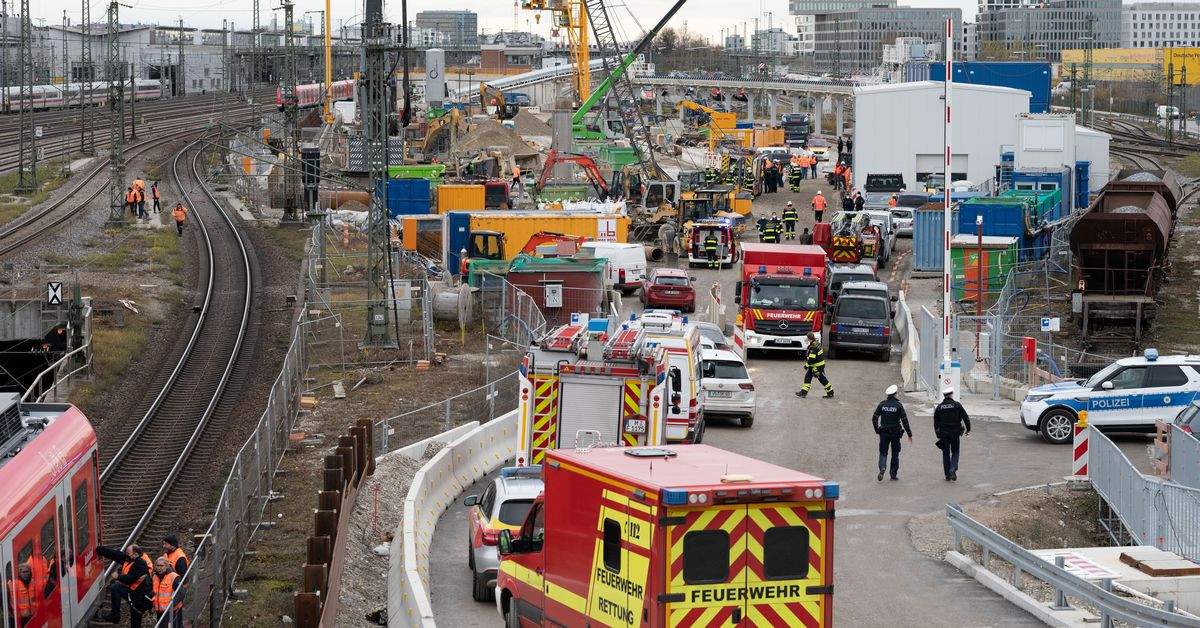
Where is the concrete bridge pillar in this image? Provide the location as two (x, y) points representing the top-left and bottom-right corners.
(792, 95), (800, 114)
(814, 95), (823, 137)
(656, 96), (663, 118)
(768, 92), (778, 125)
(745, 93), (756, 123)
(835, 96), (844, 140)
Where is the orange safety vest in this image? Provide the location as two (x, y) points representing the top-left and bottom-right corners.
(812, 195), (827, 210)
(162, 548), (189, 573)
(133, 179), (145, 193)
(152, 186), (159, 199)
(888, 197), (897, 208)
(512, 165), (521, 178)
(172, 207), (187, 223)
(126, 189), (136, 204)
(14, 579), (33, 619)
(119, 553), (154, 590)
(153, 571), (180, 613)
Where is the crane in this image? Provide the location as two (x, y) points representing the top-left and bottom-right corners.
(522, 0), (589, 103)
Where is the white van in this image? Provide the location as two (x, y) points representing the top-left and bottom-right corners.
(577, 241), (647, 296)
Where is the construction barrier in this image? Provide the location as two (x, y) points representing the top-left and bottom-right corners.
(705, 282), (726, 332)
(1072, 413), (1090, 479)
(388, 411), (519, 627)
(895, 291), (923, 392)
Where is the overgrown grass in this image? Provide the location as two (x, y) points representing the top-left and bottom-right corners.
(0, 158), (73, 226)
(268, 225), (310, 263)
(73, 313), (150, 413)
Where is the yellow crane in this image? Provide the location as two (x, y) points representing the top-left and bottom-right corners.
(521, 0), (588, 102)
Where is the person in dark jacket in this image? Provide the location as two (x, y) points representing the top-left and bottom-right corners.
(795, 332), (833, 398)
(97, 544), (154, 627)
(854, 191), (866, 212)
(872, 385), (912, 481)
(933, 387), (971, 481)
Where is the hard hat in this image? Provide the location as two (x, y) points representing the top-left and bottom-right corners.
(786, 201), (794, 206)
(942, 386), (954, 396)
(817, 190), (823, 195)
(886, 384), (898, 396)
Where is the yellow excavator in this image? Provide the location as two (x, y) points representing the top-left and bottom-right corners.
(421, 107), (466, 156)
(479, 82), (519, 120)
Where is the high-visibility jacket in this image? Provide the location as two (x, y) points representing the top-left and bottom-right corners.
(126, 189), (136, 204)
(133, 179), (145, 193)
(162, 548), (189, 577)
(888, 197), (897, 208)
(152, 185), (160, 199)
(172, 207), (188, 223)
(812, 195), (827, 210)
(512, 165), (521, 178)
(153, 571), (180, 613)
(119, 554), (154, 590)
(806, 342), (826, 368)
(14, 579), (33, 619)
(704, 235), (719, 252)
(782, 207), (799, 222)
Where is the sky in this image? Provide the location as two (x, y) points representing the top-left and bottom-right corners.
(23, 0), (982, 39)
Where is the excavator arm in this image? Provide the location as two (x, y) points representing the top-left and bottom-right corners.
(536, 150), (610, 200)
(520, 231), (589, 255)
(480, 82), (519, 120)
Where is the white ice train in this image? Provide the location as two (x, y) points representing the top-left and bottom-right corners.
(1, 79), (164, 113)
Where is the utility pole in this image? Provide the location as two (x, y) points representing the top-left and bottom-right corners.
(128, 60), (137, 140)
(252, 0), (260, 86)
(281, 0), (298, 220)
(1180, 66), (1188, 140)
(80, 0), (94, 153)
(362, 0), (392, 347)
(107, 0), (125, 223)
(16, 0), (37, 193)
(2, 0), (8, 112)
(1168, 50), (1175, 147)
(61, 11), (67, 86)
(1081, 15), (1094, 128)
(1069, 63), (1078, 115)
(177, 18), (185, 96)
(833, 17), (841, 77)
(223, 19), (230, 92)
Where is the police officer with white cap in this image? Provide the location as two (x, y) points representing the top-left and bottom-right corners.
(933, 387), (971, 481)
(872, 385), (911, 481)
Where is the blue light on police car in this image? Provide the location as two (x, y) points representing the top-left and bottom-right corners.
(662, 488), (688, 505)
(1144, 348), (1159, 362)
(821, 481), (840, 499)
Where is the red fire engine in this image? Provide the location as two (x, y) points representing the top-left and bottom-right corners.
(685, 219), (740, 268)
(495, 444), (839, 627)
(734, 243), (828, 354)
(516, 322), (671, 466)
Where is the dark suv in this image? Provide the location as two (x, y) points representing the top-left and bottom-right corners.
(828, 294), (892, 361)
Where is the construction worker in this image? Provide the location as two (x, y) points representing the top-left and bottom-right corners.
(788, 161), (802, 191)
(171, 203), (188, 237)
(510, 164), (521, 191)
(775, 160), (785, 190)
(831, 163), (843, 191)
(873, 384), (912, 481)
(161, 535), (189, 578)
(811, 190), (828, 223)
(782, 201), (799, 240)
(96, 544), (153, 627)
(13, 563), (35, 626)
(795, 332), (833, 398)
(151, 182), (161, 213)
(842, 166), (853, 192)
(132, 177), (146, 217)
(125, 186), (136, 217)
(152, 557), (182, 628)
(798, 154), (809, 180)
(703, 231), (720, 269)
(809, 153), (818, 179)
(934, 387), (971, 481)
(888, 194), (898, 209)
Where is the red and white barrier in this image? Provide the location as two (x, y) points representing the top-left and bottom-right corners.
(1072, 412), (1090, 479)
(732, 312), (747, 359)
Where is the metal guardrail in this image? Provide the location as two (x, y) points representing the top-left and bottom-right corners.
(1171, 425), (1200, 490)
(20, 340), (92, 403)
(946, 504), (1200, 627)
(1089, 428), (1200, 563)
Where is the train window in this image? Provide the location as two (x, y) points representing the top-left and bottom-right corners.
(40, 517), (55, 574)
(57, 505), (68, 575)
(16, 542), (31, 569)
(74, 480), (91, 559)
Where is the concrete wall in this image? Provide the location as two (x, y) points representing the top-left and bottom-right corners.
(852, 81), (1030, 192)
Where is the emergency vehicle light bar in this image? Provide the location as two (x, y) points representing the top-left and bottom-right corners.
(499, 466), (543, 479)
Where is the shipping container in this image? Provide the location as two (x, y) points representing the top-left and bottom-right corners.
(1074, 161), (1091, 210)
(999, 188), (1062, 223)
(1007, 167), (1070, 216)
(387, 163), (446, 181)
(595, 145), (639, 178)
(377, 178), (432, 218)
(950, 235), (1019, 303)
(437, 184), (487, 213)
(957, 198), (1029, 239)
(446, 211), (630, 274)
(504, 255), (608, 325)
(929, 61), (1052, 113)
(537, 184), (593, 203)
(912, 203), (958, 272)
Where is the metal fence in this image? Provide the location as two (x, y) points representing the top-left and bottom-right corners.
(1089, 428), (1200, 563)
(1170, 425), (1200, 491)
(918, 305), (943, 396)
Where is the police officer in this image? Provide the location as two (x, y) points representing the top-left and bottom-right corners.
(782, 202), (799, 240)
(703, 231), (720, 269)
(795, 332), (833, 398)
(872, 385), (912, 481)
(933, 387), (971, 481)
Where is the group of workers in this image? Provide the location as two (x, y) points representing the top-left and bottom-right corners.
(756, 202), (813, 244)
(94, 535), (190, 627)
(122, 178), (189, 235)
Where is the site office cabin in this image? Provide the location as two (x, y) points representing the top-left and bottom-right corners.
(496, 445), (838, 627)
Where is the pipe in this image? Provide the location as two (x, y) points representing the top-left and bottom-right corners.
(644, 244), (665, 262)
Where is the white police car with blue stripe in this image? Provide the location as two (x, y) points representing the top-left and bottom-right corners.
(1021, 349), (1200, 444)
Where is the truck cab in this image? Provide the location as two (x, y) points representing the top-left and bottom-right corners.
(735, 243), (828, 354)
(496, 445), (839, 628)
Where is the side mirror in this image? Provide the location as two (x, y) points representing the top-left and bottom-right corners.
(890, 295), (898, 302)
(670, 366), (682, 393)
(689, 276), (697, 282)
(463, 495), (479, 507)
(671, 392), (682, 406)
(734, 294), (741, 305)
(498, 530), (514, 556)
(1100, 381), (1114, 391)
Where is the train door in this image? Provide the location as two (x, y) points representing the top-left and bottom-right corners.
(59, 453), (101, 625)
(6, 499), (64, 627)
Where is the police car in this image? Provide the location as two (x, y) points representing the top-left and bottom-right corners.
(1021, 349), (1200, 444)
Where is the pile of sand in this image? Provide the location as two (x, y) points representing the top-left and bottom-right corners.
(454, 118), (541, 159)
(512, 111), (551, 137)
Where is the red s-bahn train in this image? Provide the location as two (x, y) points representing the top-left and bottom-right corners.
(0, 395), (103, 627)
(276, 79), (355, 111)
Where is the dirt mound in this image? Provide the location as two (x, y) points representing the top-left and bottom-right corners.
(512, 111), (551, 137)
(454, 118), (540, 159)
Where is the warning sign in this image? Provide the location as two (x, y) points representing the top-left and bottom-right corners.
(1032, 550), (1121, 580)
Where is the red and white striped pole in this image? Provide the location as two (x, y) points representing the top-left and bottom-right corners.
(940, 17), (959, 394)
(1072, 411), (1090, 478)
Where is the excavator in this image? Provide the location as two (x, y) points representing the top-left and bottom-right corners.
(534, 150), (611, 201)
(420, 107), (465, 157)
(479, 82), (519, 120)
(459, 230), (590, 285)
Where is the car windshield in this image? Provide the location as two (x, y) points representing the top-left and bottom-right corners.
(1083, 362), (1124, 388)
(656, 275), (689, 286)
(696, 327), (729, 348)
(843, 287), (886, 299)
(497, 498), (535, 526)
(704, 359), (749, 379)
(831, 273), (875, 291)
(892, 209), (913, 218)
(749, 282), (820, 310)
(838, 298), (888, 320)
(809, 139), (828, 147)
(1176, 403), (1200, 427)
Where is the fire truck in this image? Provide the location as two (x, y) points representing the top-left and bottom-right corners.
(516, 322), (673, 467)
(495, 444), (839, 627)
(684, 218), (740, 268)
(735, 243), (828, 354)
(628, 311), (705, 443)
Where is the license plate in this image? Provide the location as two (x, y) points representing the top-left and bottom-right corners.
(773, 337), (795, 345)
(624, 419), (647, 434)
(709, 391), (732, 398)
(851, 327), (870, 334)
(663, 290), (679, 295)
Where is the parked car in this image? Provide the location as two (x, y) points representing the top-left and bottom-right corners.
(641, 267), (696, 312)
(691, 320), (732, 350)
(896, 191), (931, 209)
(463, 467), (542, 601)
(827, 294), (892, 361)
(862, 209), (897, 266)
(826, 263), (878, 304)
(1174, 400), (1200, 436)
(700, 347), (756, 427)
(578, 241), (647, 296)
(1021, 350), (1200, 444)
(862, 192), (893, 212)
(807, 137), (830, 160)
(839, 281), (897, 317)
(890, 206), (914, 236)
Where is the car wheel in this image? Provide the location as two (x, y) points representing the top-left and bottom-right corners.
(472, 569), (493, 602)
(1039, 409), (1076, 445)
(828, 344), (838, 359)
(741, 415), (754, 428)
(505, 601), (521, 628)
(880, 347), (891, 362)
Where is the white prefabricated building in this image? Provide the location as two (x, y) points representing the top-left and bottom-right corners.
(851, 81), (1031, 192)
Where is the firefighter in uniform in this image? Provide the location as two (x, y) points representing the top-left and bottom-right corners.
(796, 332), (833, 398)
(788, 159), (802, 191)
(811, 190), (828, 223)
(703, 231), (720, 269)
(934, 387), (972, 481)
(759, 214), (778, 243)
(872, 385), (912, 481)
(742, 165), (754, 189)
(782, 202), (799, 240)
(704, 167), (718, 185)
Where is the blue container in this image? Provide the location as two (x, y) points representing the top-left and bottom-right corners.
(447, 211), (472, 274)
(1074, 161), (1090, 210)
(957, 201), (1027, 239)
(913, 206), (959, 272)
(385, 178), (432, 218)
(929, 62), (1052, 113)
(1007, 169), (1068, 221)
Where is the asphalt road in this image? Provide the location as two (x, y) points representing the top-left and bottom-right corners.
(428, 173), (1078, 627)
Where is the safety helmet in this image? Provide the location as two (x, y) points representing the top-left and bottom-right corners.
(817, 191), (823, 195)
(886, 385), (898, 396)
(786, 201), (794, 207)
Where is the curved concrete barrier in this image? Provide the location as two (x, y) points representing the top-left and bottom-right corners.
(388, 411), (519, 627)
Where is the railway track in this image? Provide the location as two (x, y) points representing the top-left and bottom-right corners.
(98, 137), (256, 546)
(0, 111), (257, 256)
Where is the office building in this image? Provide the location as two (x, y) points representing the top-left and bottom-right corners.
(977, 0), (1120, 62)
(789, 0), (896, 15)
(795, 15), (816, 54)
(813, 7), (961, 72)
(751, 28), (793, 54)
(1122, 2), (1200, 47)
(725, 34), (746, 50)
(414, 10), (478, 47)
(961, 21), (978, 60)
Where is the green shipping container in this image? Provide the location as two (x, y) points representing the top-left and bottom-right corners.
(596, 145), (639, 177)
(537, 184), (593, 203)
(387, 164), (446, 182)
(999, 188), (1061, 223)
(950, 235), (1018, 304)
